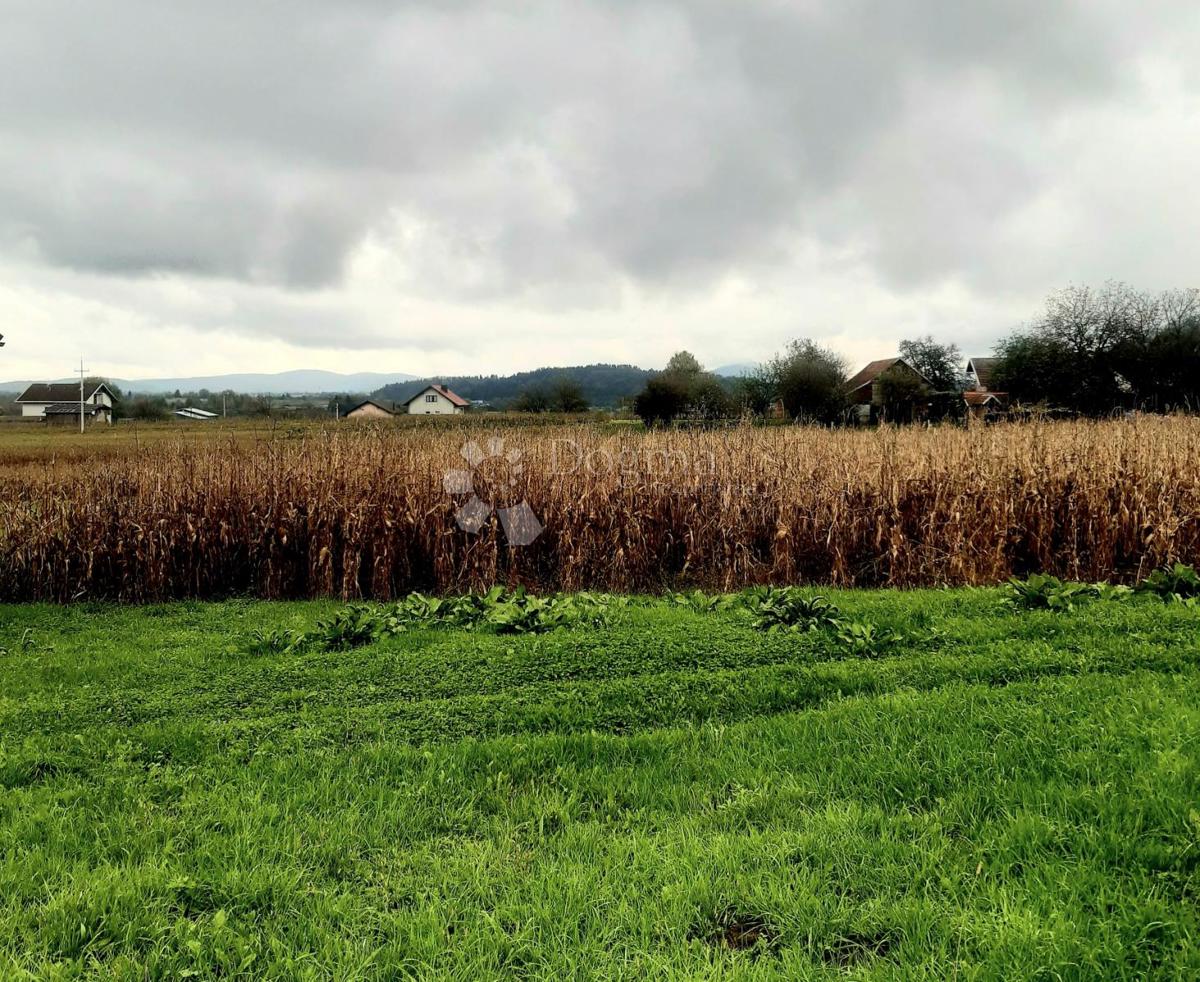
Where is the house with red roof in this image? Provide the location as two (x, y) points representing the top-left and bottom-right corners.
(400, 383), (470, 415)
(963, 357), (1009, 418)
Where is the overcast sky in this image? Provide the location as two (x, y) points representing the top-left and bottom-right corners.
(2, 0), (1197, 382)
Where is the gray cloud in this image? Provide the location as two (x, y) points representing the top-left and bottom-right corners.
(1, 0), (1196, 312)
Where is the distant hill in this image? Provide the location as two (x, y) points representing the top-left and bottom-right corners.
(2, 369), (416, 396)
(375, 364), (654, 409)
(712, 362), (758, 377)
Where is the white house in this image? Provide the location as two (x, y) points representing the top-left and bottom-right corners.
(17, 381), (116, 424)
(401, 384), (469, 415)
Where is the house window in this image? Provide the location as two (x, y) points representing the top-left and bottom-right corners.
(425, 394), (437, 403)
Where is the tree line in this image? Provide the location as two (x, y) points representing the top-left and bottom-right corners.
(5, 282), (1193, 424)
(628, 341), (959, 426)
(627, 282), (1200, 426)
(993, 283), (1200, 414)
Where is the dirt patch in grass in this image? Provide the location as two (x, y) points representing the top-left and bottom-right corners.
(691, 907), (779, 954)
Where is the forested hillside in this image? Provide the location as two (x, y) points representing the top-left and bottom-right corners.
(374, 363), (653, 408)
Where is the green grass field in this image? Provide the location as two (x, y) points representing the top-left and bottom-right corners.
(2, 591), (1198, 979)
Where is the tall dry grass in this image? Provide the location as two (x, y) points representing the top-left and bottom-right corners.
(1, 417), (1198, 601)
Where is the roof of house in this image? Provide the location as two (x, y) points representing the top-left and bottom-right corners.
(845, 357), (929, 396)
(41, 402), (108, 415)
(966, 358), (999, 389)
(175, 407), (219, 419)
(345, 398), (395, 415)
(17, 381), (114, 403)
(401, 383), (470, 408)
(963, 391), (1008, 407)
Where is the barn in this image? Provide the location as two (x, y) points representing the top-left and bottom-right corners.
(844, 358), (930, 421)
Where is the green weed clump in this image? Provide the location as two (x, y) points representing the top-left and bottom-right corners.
(834, 620), (907, 658)
(668, 586), (923, 659)
(1004, 574), (1103, 611)
(243, 587), (627, 655)
(385, 586), (623, 635)
(311, 605), (382, 650)
(1137, 562), (1200, 605)
(744, 587), (843, 633)
(666, 589), (740, 614)
(242, 627), (306, 656)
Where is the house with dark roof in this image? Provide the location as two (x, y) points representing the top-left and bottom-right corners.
(401, 384), (469, 415)
(16, 381), (116, 425)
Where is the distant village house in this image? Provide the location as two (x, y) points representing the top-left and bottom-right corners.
(400, 384), (469, 415)
(16, 382), (116, 425)
(344, 398), (397, 420)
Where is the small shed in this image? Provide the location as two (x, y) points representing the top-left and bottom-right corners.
(963, 390), (1009, 419)
(41, 402), (114, 426)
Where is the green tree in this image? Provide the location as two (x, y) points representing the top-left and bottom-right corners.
(992, 332), (1074, 408)
(633, 352), (736, 425)
(899, 335), (962, 391)
(876, 366), (929, 422)
(766, 340), (849, 423)
(124, 395), (169, 421)
(685, 375), (734, 421)
(633, 374), (691, 427)
(511, 386), (551, 412)
(732, 371), (774, 416)
(548, 379), (589, 413)
(663, 351), (704, 379)
(994, 282), (1157, 414)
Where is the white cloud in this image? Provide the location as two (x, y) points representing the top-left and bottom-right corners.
(1, 0), (1196, 381)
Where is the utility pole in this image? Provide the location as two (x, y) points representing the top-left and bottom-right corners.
(76, 357), (89, 434)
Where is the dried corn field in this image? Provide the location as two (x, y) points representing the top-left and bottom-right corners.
(2, 417), (1199, 602)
